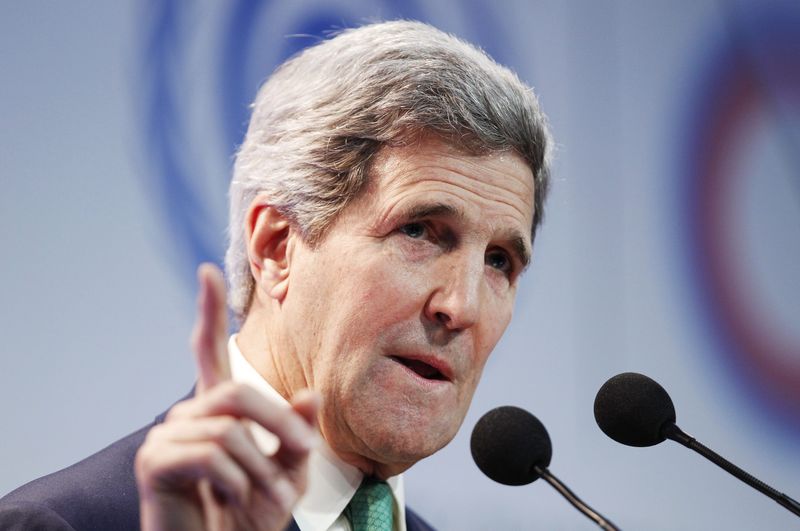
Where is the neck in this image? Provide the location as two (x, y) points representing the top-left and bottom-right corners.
(236, 304), (299, 401)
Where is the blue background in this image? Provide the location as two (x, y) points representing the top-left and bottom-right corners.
(2, 1), (799, 529)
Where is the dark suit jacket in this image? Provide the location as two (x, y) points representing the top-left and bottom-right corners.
(0, 404), (435, 531)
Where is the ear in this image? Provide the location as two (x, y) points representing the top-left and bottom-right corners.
(245, 194), (293, 303)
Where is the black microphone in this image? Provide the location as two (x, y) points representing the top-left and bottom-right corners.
(471, 406), (621, 530)
(594, 372), (800, 518)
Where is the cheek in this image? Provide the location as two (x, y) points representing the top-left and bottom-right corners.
(472, 299), (514, 370)
(319, 253), (427, 373)
(354, 248), (428, 316)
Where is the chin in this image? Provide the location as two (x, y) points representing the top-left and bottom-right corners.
(325, 364), (471, 471)
(350, 402), (464, 468)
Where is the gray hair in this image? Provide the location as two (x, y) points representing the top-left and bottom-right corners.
(226, 20), (552, 319)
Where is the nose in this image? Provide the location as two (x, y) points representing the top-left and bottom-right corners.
(425, 252), (482, 331)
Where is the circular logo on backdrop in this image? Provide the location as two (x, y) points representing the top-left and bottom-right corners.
(680, 5), (800, 433)
(140, 1), (509, 293)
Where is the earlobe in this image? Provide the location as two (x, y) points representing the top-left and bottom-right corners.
(265, 262), (289, 301)
(245, 195), (292, 303)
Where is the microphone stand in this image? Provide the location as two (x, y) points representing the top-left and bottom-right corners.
(663, 423), (800, 518)
(533, 465), (621, 531)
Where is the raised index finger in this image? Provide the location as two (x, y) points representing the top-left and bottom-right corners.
(192, 263), (231, 393)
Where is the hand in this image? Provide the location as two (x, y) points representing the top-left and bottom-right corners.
(135, 263), (320, 531)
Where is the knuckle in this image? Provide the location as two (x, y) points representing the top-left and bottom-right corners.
(141, 425), (166, 448)
(143, 424), (161, 440)
(133, 446), (148, 474)
(165, 400), (190, 421)
(217, 380), (248, 404)
(204, 445), (227, 470)
(134, 424), (176, 477)
(216, 416), (244, 444)
(134, 441), (159, 480)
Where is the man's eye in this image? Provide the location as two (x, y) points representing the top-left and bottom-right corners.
(399, 222), (426, 239)
(486, 250), (512, 274)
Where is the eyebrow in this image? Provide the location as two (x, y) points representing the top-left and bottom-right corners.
(509, 235), (532, 271)
(403, 202), (466, 222)
(400, 202), (532, 270)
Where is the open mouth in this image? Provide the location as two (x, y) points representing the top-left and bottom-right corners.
(391, 356), (449, 381)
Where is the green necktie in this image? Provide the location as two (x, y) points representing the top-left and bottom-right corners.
(344, 477), (394, 531)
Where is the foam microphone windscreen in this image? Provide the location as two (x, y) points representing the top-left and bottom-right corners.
(470, 406), (552, 486)
(593, 372), (677, 447)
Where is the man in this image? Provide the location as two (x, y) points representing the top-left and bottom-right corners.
(0, 20), (551, 530)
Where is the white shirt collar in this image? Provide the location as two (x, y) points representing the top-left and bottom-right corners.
(228, 335), (407, 531)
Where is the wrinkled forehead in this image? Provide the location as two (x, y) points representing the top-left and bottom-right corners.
(365, 137), (536, 234)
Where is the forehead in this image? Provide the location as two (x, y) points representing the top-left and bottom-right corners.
(365, 138), (536, 236)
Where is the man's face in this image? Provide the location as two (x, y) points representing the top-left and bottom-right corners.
(281, 137), (535, 476)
